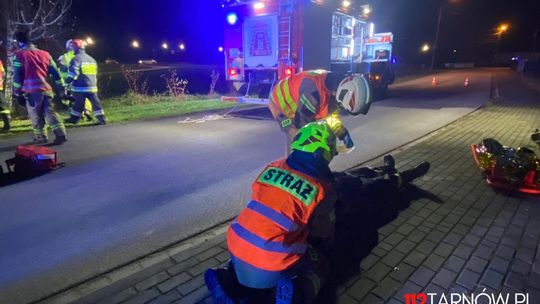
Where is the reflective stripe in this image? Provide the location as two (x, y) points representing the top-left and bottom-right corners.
(300, 94), (316, 114)
(231, 222), (307, 254)
(281, 80), (296, 113)
(33, 128), (45, 135)
(13, 62), (22, 67)
(274, 82), (290, 116)
(93, 109), (105, 116)
(71, 109), (83, 117)
(71, 86), (98, 92)
(13, 83), (22, 88)
(67, 72), (78, 78)
(0, 109), (10, 114)
(81, 63), (97, 75)
(246, 200), (299, 232)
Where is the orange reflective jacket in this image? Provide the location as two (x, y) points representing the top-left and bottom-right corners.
(270, 70), (333, 121)
(227, 159), (330, 272)
(0, 60), (4, 90)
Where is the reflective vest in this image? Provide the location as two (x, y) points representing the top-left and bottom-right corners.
(13, 46), (60, 93)
(58, 51), (75, 80)
(0, 60), (4, 91)
(67, 50), (98, 93)
(227, 159), (329, 272)
(270, 70), (333, 121)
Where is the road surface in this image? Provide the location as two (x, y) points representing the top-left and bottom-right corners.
(0, 69), (496, 303)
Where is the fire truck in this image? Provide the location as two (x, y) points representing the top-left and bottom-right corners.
(221, 0), (395, 103)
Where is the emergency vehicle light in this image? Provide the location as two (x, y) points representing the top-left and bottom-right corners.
(285, 67), (294, 76)
(227, 12), (238, 25)
(228, 68), (238, 76)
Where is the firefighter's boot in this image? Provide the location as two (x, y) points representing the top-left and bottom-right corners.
(96, 115), (107, 125)
(1, 114), (10, 132)
(64, 115), (80, 125)
(400, 161), (430, 184)
(52, 135), (67, 146)
(33, 135), (48, 144)
(84, 110), (93, 121)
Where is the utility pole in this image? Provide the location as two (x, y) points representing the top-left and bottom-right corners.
(430, 5), (444, 71)
(534, 28), (539, 52)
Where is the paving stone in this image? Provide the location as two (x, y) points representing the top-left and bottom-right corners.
(371, 246), (387, 257)
(378, 224), (397, 236)
(504, 271), (527, 291)
(516, 247), (535, 264)
(187, 258), (220, 277)
(444, 256), (466, 274)
(416, 240), (438, 255)
(442, 232), (463, 246)
(384, 233), (406, 246)
(479, 269), (504, 290)
(495, 245), (516, 261)
(360, 254), (380, 271)
(135, 271), (170, 292)
(426, 230), (446, 243)
(472, 244), (494, 260)
(488, 256), (510, 274)
(528, 272), (540, 290)
(175, 286), (210, 304)
(147, 290), (182, 304)
(462, 234), (481, 247)
(390, 263), (416, 283)
(487, 226), (505, 238)
(456, 269), (481, 289)
(337, 293), (360, 304)
(371, 277), (401, 301)
(365, 263), (393, 282)
(432, 268), (458, 289)
(393, 281), (423, 302)
(97, 287), (138, 304)
(124, 288), (161, 304)
(501, 236), (520, 247)
(422, 254), (445, 272)
(214, 251), (230, 263)
(453, 244), (474, 260)
(465, 256), (488, 274)
(358, 293), (384, 304)
(157, 273), (192, 293)
(382, 251), (406, 267)
(511, 259), (532, 275)
(167, 258), (199, 276)
(396, 223), (416, 236)
(347, 278), (376, 301)
(406, 230), (427, 243)
(177, 274), (205, 296)
(409, 266), (435, 287)
(196, 247), (224, 262)
(395, 239), (417, 254)
(434, 243), (454, 258)
(403, 251), (428, 267)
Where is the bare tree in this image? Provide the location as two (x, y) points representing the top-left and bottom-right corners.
(0, 0), (72, 111)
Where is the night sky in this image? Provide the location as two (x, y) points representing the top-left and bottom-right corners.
(69, 0), (540, 66)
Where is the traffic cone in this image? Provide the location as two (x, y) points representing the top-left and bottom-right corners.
(464, 78), (469, 87)
(431, 77), (437, 86)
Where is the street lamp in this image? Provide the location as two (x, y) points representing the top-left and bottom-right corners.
(161, 42), (169, 50)
(131, 40), (140, 48)
(495, 23), (509, 55)
(85, 37), (95, 46)
(179, 43), (185, 50)
(218, 46), (224, 52)
(421, 44), (431, 53)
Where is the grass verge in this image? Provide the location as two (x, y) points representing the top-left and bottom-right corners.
(1, 93), (245, 137)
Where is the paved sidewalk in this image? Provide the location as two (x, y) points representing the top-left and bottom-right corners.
(38, 73), (540, 304)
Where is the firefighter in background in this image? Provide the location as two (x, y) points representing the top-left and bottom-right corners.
(58, 39), (93, 121)
(206, 121), (338, 304)
(12, 31), (67, 145)
(269, 70), (371, 154)
(64, 39), (106, 125)
(0, 58), (10, 131)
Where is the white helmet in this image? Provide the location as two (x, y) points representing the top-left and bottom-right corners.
(335, 74), (371, 115)
(65, 39), (74, 51)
